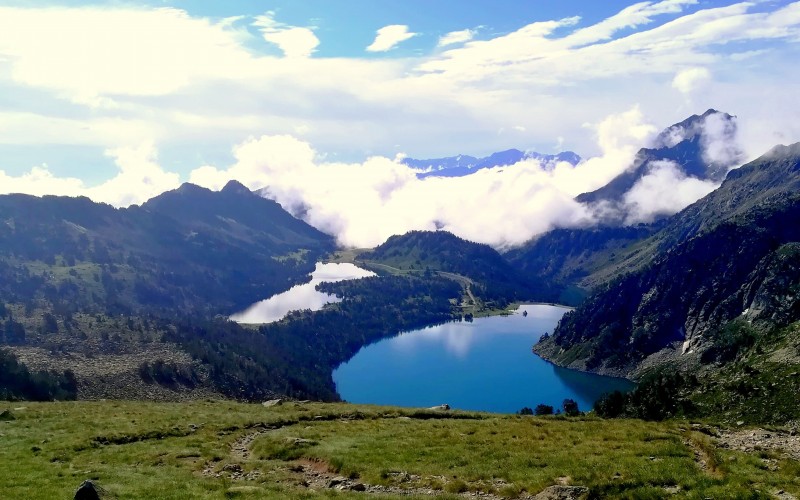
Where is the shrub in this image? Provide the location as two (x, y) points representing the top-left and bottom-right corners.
(562, 399), (580, 416)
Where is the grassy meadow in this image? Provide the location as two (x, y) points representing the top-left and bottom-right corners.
(1, 400), (798, 499)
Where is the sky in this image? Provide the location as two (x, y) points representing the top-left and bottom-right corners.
(1, 0), (799, 248)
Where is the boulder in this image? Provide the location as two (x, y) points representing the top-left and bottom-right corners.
(0, 409), (14, 421)
(428, 404), (450, 411)
(261, 399), (283, 407)
(74, 480), (113, 500)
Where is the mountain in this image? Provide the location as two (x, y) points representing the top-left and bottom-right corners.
(0, 181), (334, 317)
(504, 110), (743, 303)
(535, 142), (800, 381)
(358, 230), (555, 307)
(404, 149), (581, 179)
(504, 223), (665, 305)
(577, 109), (742, 223)
(142, 180), (331, 252)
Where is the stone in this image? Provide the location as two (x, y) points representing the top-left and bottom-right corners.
(74, 480), (112, 500)
(533, 485), (589, 499)
(261, 399), (283, 407)
(0, 409), (14, 421)
(327, 477), (347, 488)
(428, 404), (451, 411)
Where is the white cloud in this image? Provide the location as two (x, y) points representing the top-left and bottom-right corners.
(0, 104), (752, 249)
(262, 27), (319, 58)
(0, 142), (180, 207)
(366, 25), (417, 52)
(88, 143), (181, 206)
(0, 6), (256, 102)
(672, 67), (711, 94)
(188, 107), (653, 248)
(0, 2), (797, 164)
(437, 29), (475, 47)
(700, 111), (742, 169)
(0, 166), (85, 198)
(622, 160), (717, 224)
(253, 12), (319, 58)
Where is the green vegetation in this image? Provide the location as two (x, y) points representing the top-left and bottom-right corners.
(1, 400), (798, 499)
(593, 321), (800, 425)
(358, 230), (554, 311)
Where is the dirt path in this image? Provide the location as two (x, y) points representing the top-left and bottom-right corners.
(208, 417), (590, 499)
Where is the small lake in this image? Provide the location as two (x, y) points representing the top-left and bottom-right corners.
(230, 262), (376, 324)
(333, 304), (634, 414)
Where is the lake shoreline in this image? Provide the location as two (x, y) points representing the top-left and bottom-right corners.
(334, 304), (634, 413)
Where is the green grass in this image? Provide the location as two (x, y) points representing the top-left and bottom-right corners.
(1, 401), (798, 499)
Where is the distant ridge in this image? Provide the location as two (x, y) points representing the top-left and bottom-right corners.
(404, 149), (581, 179)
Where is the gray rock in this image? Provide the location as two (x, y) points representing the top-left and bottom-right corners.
(261, 399), (283, 407)
(533, 485), (589, 500)
(74, 480), (113, 500)
(428, 404), (450, 411)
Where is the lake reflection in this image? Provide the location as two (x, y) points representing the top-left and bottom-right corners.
(334, 304), (634, 414)
(230, 262), (375, 324)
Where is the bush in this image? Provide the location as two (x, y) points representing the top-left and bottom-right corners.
(594, 371), (698, 420)
(534, 404), (554, 416)
(562, 399), (580, 416)
(593, 390), (625, 418)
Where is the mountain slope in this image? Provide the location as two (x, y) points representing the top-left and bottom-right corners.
(577, 109), (742, 224)
(0, 182), (335, 316)
(505, 111), (742, 302)
(504, 223), (664, 305)
(142, 180), (330, 250)
(358, 230), (555, 305)
(535, 142), (800, 377)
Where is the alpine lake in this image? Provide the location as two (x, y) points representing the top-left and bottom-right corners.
(234, 263), (634, 414)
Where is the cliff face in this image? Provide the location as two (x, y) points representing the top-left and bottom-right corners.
(535, 143), (800, 378)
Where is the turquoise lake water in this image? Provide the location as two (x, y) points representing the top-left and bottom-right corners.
(333, 304), (634, 414)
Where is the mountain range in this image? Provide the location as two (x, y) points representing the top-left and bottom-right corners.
(403, 149), (581, 178)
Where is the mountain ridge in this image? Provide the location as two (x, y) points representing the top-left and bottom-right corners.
(404, 148), (581, 179)
(535, 141), (800, 379)
(576, 109), (742, 224)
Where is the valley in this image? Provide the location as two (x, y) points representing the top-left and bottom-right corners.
(5, 1), (800, 497)
(2, 110), (800, 498)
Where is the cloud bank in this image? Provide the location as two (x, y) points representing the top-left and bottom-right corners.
(188, 107), (657, 248)
(0, 105), (756, 249)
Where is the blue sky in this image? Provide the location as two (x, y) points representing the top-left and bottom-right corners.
(0, 1), (799, 247)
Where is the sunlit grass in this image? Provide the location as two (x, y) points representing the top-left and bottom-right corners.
(1, 400), (798, 498)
